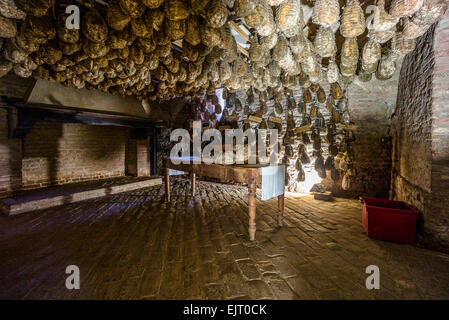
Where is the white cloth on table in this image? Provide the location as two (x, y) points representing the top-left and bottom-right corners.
(168, 169), (186, 176)
(261, 165), (285, 201)
(169, 156), (201, 164)
(168, 156), (200, 175)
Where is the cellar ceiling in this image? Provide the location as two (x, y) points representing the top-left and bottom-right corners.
(0, 0), (447, 103)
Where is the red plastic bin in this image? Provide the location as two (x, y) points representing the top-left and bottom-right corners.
(360, 197), (419, 245)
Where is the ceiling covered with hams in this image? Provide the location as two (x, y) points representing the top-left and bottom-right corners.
(0, 0), (447, 102)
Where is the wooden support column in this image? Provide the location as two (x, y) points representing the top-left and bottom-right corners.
(278, 194), (285, 227)
(165, 168), (170, 202)
(190, 172), (196, 196)
(248, 177), (257, 241)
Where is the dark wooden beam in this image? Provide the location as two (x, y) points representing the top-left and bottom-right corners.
(9, 102), (158, 123)
(2, 104), (158, 139)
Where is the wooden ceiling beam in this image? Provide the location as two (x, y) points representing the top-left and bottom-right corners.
(229, 21), (251, 43)
(237, 44), (249, 57)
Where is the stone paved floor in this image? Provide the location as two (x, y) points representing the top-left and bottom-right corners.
(0, 178), (448, 300)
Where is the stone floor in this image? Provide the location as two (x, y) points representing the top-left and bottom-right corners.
(0, 178), (448, 300)
(1, 176), (162, 215)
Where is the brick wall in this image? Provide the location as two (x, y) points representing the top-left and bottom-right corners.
(429, 9), (449, 251)
(392, 10), (449, 252)
(391, 26), (434, 251)
(0, 109), (22, 197)
(22, 121), (130, 189)
(135, 138), (151, 176)
(127, 137), (151, 177)
(391, 24), (434, 216)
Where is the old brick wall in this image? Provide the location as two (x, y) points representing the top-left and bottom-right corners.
(429, 10), (449, 250)
(135, 138), (151, 177)
(0, 109), (22, 197)
(391, 10), (449, 252)
(22, 121), (129, 189)
(127, 137), (151, 177)
(391, 25), (434, 221)
(126, 140), (138, 176)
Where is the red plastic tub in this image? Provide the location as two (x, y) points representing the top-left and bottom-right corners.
(360, 197), (420, 245)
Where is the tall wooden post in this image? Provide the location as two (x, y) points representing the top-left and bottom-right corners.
(248, 177), (257, 241)
(190, 172), (196, 196)
(165, 168), (170, 202)
(278, 194), (284, 227)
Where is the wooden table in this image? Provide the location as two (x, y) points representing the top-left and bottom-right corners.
(165, 159), (285, 241)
